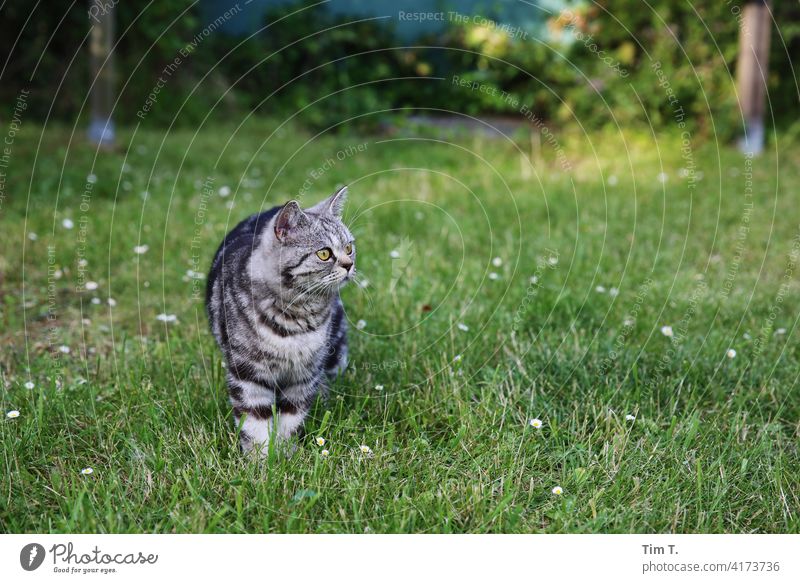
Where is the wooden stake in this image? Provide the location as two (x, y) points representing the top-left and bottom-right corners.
(736, 0), (771, 155)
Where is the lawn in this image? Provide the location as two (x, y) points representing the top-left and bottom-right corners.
(1, 119), (799, 533)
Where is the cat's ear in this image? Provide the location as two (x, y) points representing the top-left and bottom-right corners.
(274, 200), (308, 242)
(309, 186), (348, 217)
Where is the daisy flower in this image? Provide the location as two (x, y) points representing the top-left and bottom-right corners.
(81, 467), (94, 475)
(91, 298), (101, 305)
(58, 345), (70, 354)
(85, 281), (98, 292)
(595, 285), (606, 293)
(457, 323), (469, 332)
(355, 319), (367, 330)
(529, 275), (539, 284)
(156, 313), (178, 323)
(726, 348), (737, 359)
(24, 381), (35, 390)
(389, 250), (400, 259)
(6, 410), (20, 419)
(547, 256), (559, 266)
(359, 445), (372, 455)
(315, 437), (326, 447)
(552, 486), (563, 496)
(775, 328), (786, 336)
(28, 232), (38, 241)
(609, 287), (619, 297)
(133, 244), (149, 255)
(218, 186), (231, 197)
(62, 218), (75, 229)
(488, 272), (499, 280)
(529, 418), (543, 429)
(107, 298), (117, 307)
(660, 325), (674, 338)
(492, 257), (503, 267)
(625, 414), (636, 421)
(320, 449), (330, 458)
(374, 384), (384, 391)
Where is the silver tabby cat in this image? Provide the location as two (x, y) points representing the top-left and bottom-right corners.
(206, 187), (354, 455)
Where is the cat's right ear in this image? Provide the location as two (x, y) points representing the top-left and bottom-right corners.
(274, 200), (307, 242)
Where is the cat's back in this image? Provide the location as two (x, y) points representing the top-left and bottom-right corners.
(206, 205), (281, 308)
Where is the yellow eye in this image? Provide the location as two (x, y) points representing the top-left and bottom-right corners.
(345, 243), (353, 255)
(316, 248), (332, 261)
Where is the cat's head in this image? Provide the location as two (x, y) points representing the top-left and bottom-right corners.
(266, 186), (355, 295)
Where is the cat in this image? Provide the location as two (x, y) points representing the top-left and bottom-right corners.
(206, 187), (354, 455)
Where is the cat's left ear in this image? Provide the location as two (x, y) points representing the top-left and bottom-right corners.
(309, 186), (348, 217)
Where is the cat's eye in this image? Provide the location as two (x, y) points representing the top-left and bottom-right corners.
(316, 248), (332, 261)
(345, 243), (353, 255)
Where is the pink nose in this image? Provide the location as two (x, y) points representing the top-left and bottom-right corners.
(340, 257), (353, 271)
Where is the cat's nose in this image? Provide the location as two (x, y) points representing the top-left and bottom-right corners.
(339, 257), (353, 271)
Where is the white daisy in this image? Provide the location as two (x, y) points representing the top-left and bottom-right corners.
(315, 437), (326, 446)
(488, 272), (499, 280)
(91, 297), (101, 305)
(359, 444), (372, 455)
(320, 449), (330, 458)
(218, 185), (231, 197)
(492, 257), (503, 267)
(660, 325), (674, 338)
(62, 218), (75, 229)
(625, 414), (636, 421)
(726, 348), (737, 359)
(77, 259), (88, 267)
(452, 354), (462, 363)
(529, 275), (539, 284)
(156, 313), (178, 323)
(552, 486), (563, 495)
(133, 244), (149, 255)
(107, 298), (117, 307)
(24, 381), (35, 390)
(375, 384), (384, 391)
(529, 418), (543, 429)
(624, 318), (635, 327)
(85, 281), (99, 291)
(6, 410), (20, 419)
(355, 319), (367, 330)
(775, 328), (787, 336)
(58, 345), (70, 354)
(457, 323), (469, 332)
(80, 467), (94, 475)
(595, 285), (606, 293)
(28, 232), (38, 241)
(390, 250), (401, 259)
(609, 287), (619, 297)
(547, 256), (559, 266)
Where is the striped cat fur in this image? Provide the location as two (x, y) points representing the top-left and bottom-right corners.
(206, 187), (353, 455)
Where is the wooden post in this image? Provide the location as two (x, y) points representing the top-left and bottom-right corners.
(736, 0), (771, 155)
(87, 1), (115, 148)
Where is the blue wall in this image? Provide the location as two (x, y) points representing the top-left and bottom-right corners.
(202, 0), (571, 40)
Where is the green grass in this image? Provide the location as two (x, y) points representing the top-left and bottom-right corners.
(1, 119), (799, 533)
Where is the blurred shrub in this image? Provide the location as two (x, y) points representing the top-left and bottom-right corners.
(2, 0), (798, 139)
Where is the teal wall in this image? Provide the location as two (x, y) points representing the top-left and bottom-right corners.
(202, 0), (572, 40)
